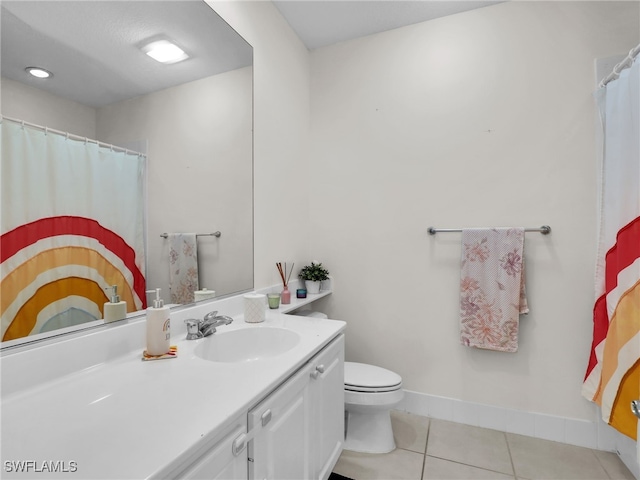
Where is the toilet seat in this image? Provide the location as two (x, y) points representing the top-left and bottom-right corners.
(345, 362), (402, 393)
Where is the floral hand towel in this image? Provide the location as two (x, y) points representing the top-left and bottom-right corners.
(169, 233), (199, 304)
(459, 228), (528, 352)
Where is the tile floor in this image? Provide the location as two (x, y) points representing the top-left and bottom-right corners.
(332, 411), (636, 480)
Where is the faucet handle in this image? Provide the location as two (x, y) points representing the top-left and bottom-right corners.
(204, 310), (218, 322)
(184, 319), (203, 339)
(185, 318), (201, 328)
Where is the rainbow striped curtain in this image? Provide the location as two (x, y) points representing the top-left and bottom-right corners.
(582, 59), (640, 440)
(1, 120), (146, 341)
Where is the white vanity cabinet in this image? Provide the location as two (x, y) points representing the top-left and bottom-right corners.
(171, 333), (344, 480)
(169, 417), (248, 480)
(308, 334), (345, 479)
(248, 353), (314, 479)
(248, 334), (345, 480)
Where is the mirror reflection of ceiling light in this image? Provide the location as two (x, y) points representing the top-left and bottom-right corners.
(142, 40), (189, 64)
(26, 67), (53, 79)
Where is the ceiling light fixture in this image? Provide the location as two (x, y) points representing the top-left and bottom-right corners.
(142, 39), (188, 64)
(25, 67), (53, 79)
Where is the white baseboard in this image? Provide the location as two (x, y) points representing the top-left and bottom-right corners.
(398, 389), (638, 479)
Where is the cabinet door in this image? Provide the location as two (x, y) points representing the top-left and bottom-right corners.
(176, 419), (247, 480)
(309, 334), (345, 480)
(248, 363), (313, 480)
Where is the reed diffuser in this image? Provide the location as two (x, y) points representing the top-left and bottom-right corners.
(276, 262), (294, 304)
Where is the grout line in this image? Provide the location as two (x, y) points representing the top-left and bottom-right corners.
(366, 412), (632, 480)
(421, 418), (431, 479)
(504, 431), (519, 480)
(591, 449), (615, 480)
(425, 453), (519, 479)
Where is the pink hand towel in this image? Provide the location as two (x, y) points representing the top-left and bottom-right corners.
(168, 233), (199, 304)
(459, 228), (528, 352)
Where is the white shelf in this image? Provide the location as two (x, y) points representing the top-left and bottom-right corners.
(272, 290), (332, 315)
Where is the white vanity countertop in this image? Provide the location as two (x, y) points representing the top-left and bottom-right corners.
(1, 311), (345, 479)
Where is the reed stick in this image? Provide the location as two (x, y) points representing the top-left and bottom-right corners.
(276, 262), (287, 286)
(276, 262), (295, 287)
(286, 262), (295, 286)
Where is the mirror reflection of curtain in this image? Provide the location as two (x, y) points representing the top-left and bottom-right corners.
(582, 57), (640, 440)
(0, 119), (146, 341)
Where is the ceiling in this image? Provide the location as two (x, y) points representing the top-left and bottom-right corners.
(1, 1), (252, 108)
(273, 0), (504, 50)
(1, 1), (501, 108)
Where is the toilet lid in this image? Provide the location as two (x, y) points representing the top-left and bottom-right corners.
(344, 362), (402, 393)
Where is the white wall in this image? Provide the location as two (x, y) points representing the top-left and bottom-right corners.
(210, 0), (312, 290)
(96, 68), (253, 300)
(1, 77), (96, 139)
(308, 0), (639, 424)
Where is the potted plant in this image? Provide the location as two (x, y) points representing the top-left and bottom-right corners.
(298, 262), (329, 294)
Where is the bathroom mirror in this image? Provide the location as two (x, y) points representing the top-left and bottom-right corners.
(0, 1), (253, 348)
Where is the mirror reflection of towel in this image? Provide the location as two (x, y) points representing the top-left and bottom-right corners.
(168, 233), (199, 304)
(459, 228), (528, 352)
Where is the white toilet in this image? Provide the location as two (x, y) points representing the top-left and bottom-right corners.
(344, 361), (404, 454)
(292, 310), (404, 454)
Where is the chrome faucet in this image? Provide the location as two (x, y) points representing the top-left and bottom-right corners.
(201, 311), (234, 336)
(184, 311), (234, 340)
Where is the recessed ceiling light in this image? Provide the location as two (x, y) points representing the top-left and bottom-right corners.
(26, 67), (53, 79)
(142, 39), (188, 64)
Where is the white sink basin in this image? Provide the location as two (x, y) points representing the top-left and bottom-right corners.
(194, 327), (301, 363)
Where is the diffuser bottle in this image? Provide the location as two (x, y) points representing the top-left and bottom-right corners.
(276, 262), (293, 305)
(281, 286), (291, 304)
(146, 288), (171, 356)
(103, 285), (127, 323)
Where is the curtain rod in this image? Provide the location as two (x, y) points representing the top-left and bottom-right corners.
(428, 226), (551, 235)
(0, 115), (147, 158)
(160, 232), (221, 239)
(599, 43), (640, 88)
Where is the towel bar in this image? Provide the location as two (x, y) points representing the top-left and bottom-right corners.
(160, 232), (221, 239)
(428, 226), (551, 235)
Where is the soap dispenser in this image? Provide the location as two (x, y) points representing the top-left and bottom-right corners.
(146, 288), (171, 356)
(103, 285), (127, 323)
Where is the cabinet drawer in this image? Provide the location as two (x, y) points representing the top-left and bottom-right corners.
(174, 420), (247, 480)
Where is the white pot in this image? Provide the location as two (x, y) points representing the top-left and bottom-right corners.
(305, 280), (321, 294)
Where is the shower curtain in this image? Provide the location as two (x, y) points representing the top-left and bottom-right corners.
(582, 58), (640, 440)
(0, 120), (146, 341)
